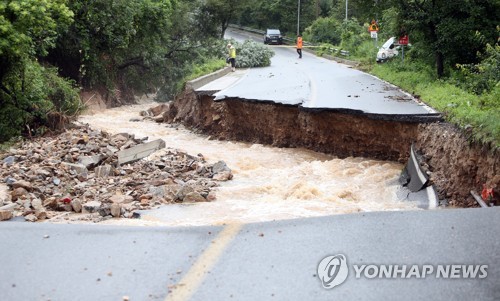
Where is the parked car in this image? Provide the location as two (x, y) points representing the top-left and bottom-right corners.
(376, 37), (398, 63)
(264, 29), (283, 45)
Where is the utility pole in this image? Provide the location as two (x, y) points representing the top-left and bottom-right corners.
(297, 0), (301, 36)
(345, 0), (348, 21)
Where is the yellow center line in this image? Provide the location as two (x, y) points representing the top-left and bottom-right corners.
(165, 223), (243, 301)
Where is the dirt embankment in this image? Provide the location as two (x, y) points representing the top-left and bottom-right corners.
(165, 89), (419, 162)
(416, 123), (498, 207)
(163, 87), (499, 207)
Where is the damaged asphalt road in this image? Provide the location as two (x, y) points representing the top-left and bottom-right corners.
(210, 29), (441, 122)
(1, 207), (499, 300)
(0, 29), (496, 301)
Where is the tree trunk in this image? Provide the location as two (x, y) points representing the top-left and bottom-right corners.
(435, 50), (444, 78)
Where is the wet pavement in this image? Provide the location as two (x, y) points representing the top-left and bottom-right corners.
(1, 207), (499, 300)
(198, 29), (440, 120)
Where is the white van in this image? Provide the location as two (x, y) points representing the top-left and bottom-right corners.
(376, 37), (398, 62)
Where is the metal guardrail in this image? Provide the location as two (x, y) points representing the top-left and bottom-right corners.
(228, 24), (350, 56)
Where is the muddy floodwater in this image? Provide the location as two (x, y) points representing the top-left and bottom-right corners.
(78, 102), (419, 226)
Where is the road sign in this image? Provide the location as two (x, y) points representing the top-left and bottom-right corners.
(368, 20), (379, 32)
(399, 35), (409, 45)
(371, 31), (378, 39)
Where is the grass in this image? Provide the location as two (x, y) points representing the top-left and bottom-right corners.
(0, 139), (20, 156)
(185, 39), (499, 149)
(184, 58), (227, 82)
(370, 60), (500, 148)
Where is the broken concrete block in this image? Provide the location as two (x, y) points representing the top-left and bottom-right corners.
(110, 204), (121, 217)
(61, 162), (89, 176)
(0, 210), (13, 221)
(35, 210), (47, 220)
(175, 185), (194, 201)
(95, 165), (112, 178)
(24, 214), (37, 222)
(82, 201), (102, 213)
(12, 180), (32, 191)
(31, 198), (43, 211)
(183, 192), (207, 203)
(71, 199), (82, 213)
(117, 139), (166, 165)
(78, 155), (104, 169)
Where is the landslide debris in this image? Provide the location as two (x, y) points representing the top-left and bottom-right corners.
(0, 124), (232, 223)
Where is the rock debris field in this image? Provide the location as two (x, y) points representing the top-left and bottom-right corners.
(0, 124), (233, 223)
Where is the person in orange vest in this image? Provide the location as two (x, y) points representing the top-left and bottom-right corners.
(296, 35), (303, 59)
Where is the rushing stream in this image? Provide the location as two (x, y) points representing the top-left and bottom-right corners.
(78, 101), (419, 226)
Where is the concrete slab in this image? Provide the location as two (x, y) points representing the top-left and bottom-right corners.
(196, 69), (248, 94)
(117, 139), (166, 165)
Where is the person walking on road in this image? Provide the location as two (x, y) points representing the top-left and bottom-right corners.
(227, 43), (236, 71)
(296, 35), (303, 59)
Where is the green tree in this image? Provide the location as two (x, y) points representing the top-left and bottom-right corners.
(200, 0), (246, 38)
(0, 0), (73, 99)
(51, 0), (221, 102)
(393, 0), (499, 77)
(304, 16), (342, 45)
(0, 0), (76, 141)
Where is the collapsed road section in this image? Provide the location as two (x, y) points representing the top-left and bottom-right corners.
(167, 68), (441, 163)
(163, 67), (498, 207)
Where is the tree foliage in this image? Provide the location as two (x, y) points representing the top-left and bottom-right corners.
(200, 0), (246, 38)
(228, 39), (275, 68)
(49, 0), (223, 103)
(1, 0), (498, 145)
(0, 0), (78, 142)
(236, 0), (316, 35)
(304, 17), (342, 45)
(392, 0), (499, 77)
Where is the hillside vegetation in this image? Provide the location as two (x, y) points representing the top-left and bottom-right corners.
(0, 0), (498, 147)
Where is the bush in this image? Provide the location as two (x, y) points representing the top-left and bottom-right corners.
(0, 60), (80, 142)
(340, 18), (370, 54)
(303, 17), (342, 45)
(456, 43), (500, 95)
(315, 43), (337, 57)
(225, 39), (274, 68)
(351, 40), (379, 66)
(44, 66), (81, 116)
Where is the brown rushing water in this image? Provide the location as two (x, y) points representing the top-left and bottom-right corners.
(77, 102), (419, 226)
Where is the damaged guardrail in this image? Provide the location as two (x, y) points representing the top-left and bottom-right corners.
(399, 144), (439, 209)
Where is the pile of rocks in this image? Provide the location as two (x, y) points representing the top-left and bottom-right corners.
(0, 124), (232, 222)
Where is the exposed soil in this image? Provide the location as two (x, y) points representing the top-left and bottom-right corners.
(416, 123), (499, 207)
(163, 87), (499, 207)
(165, 89), (420, 163)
